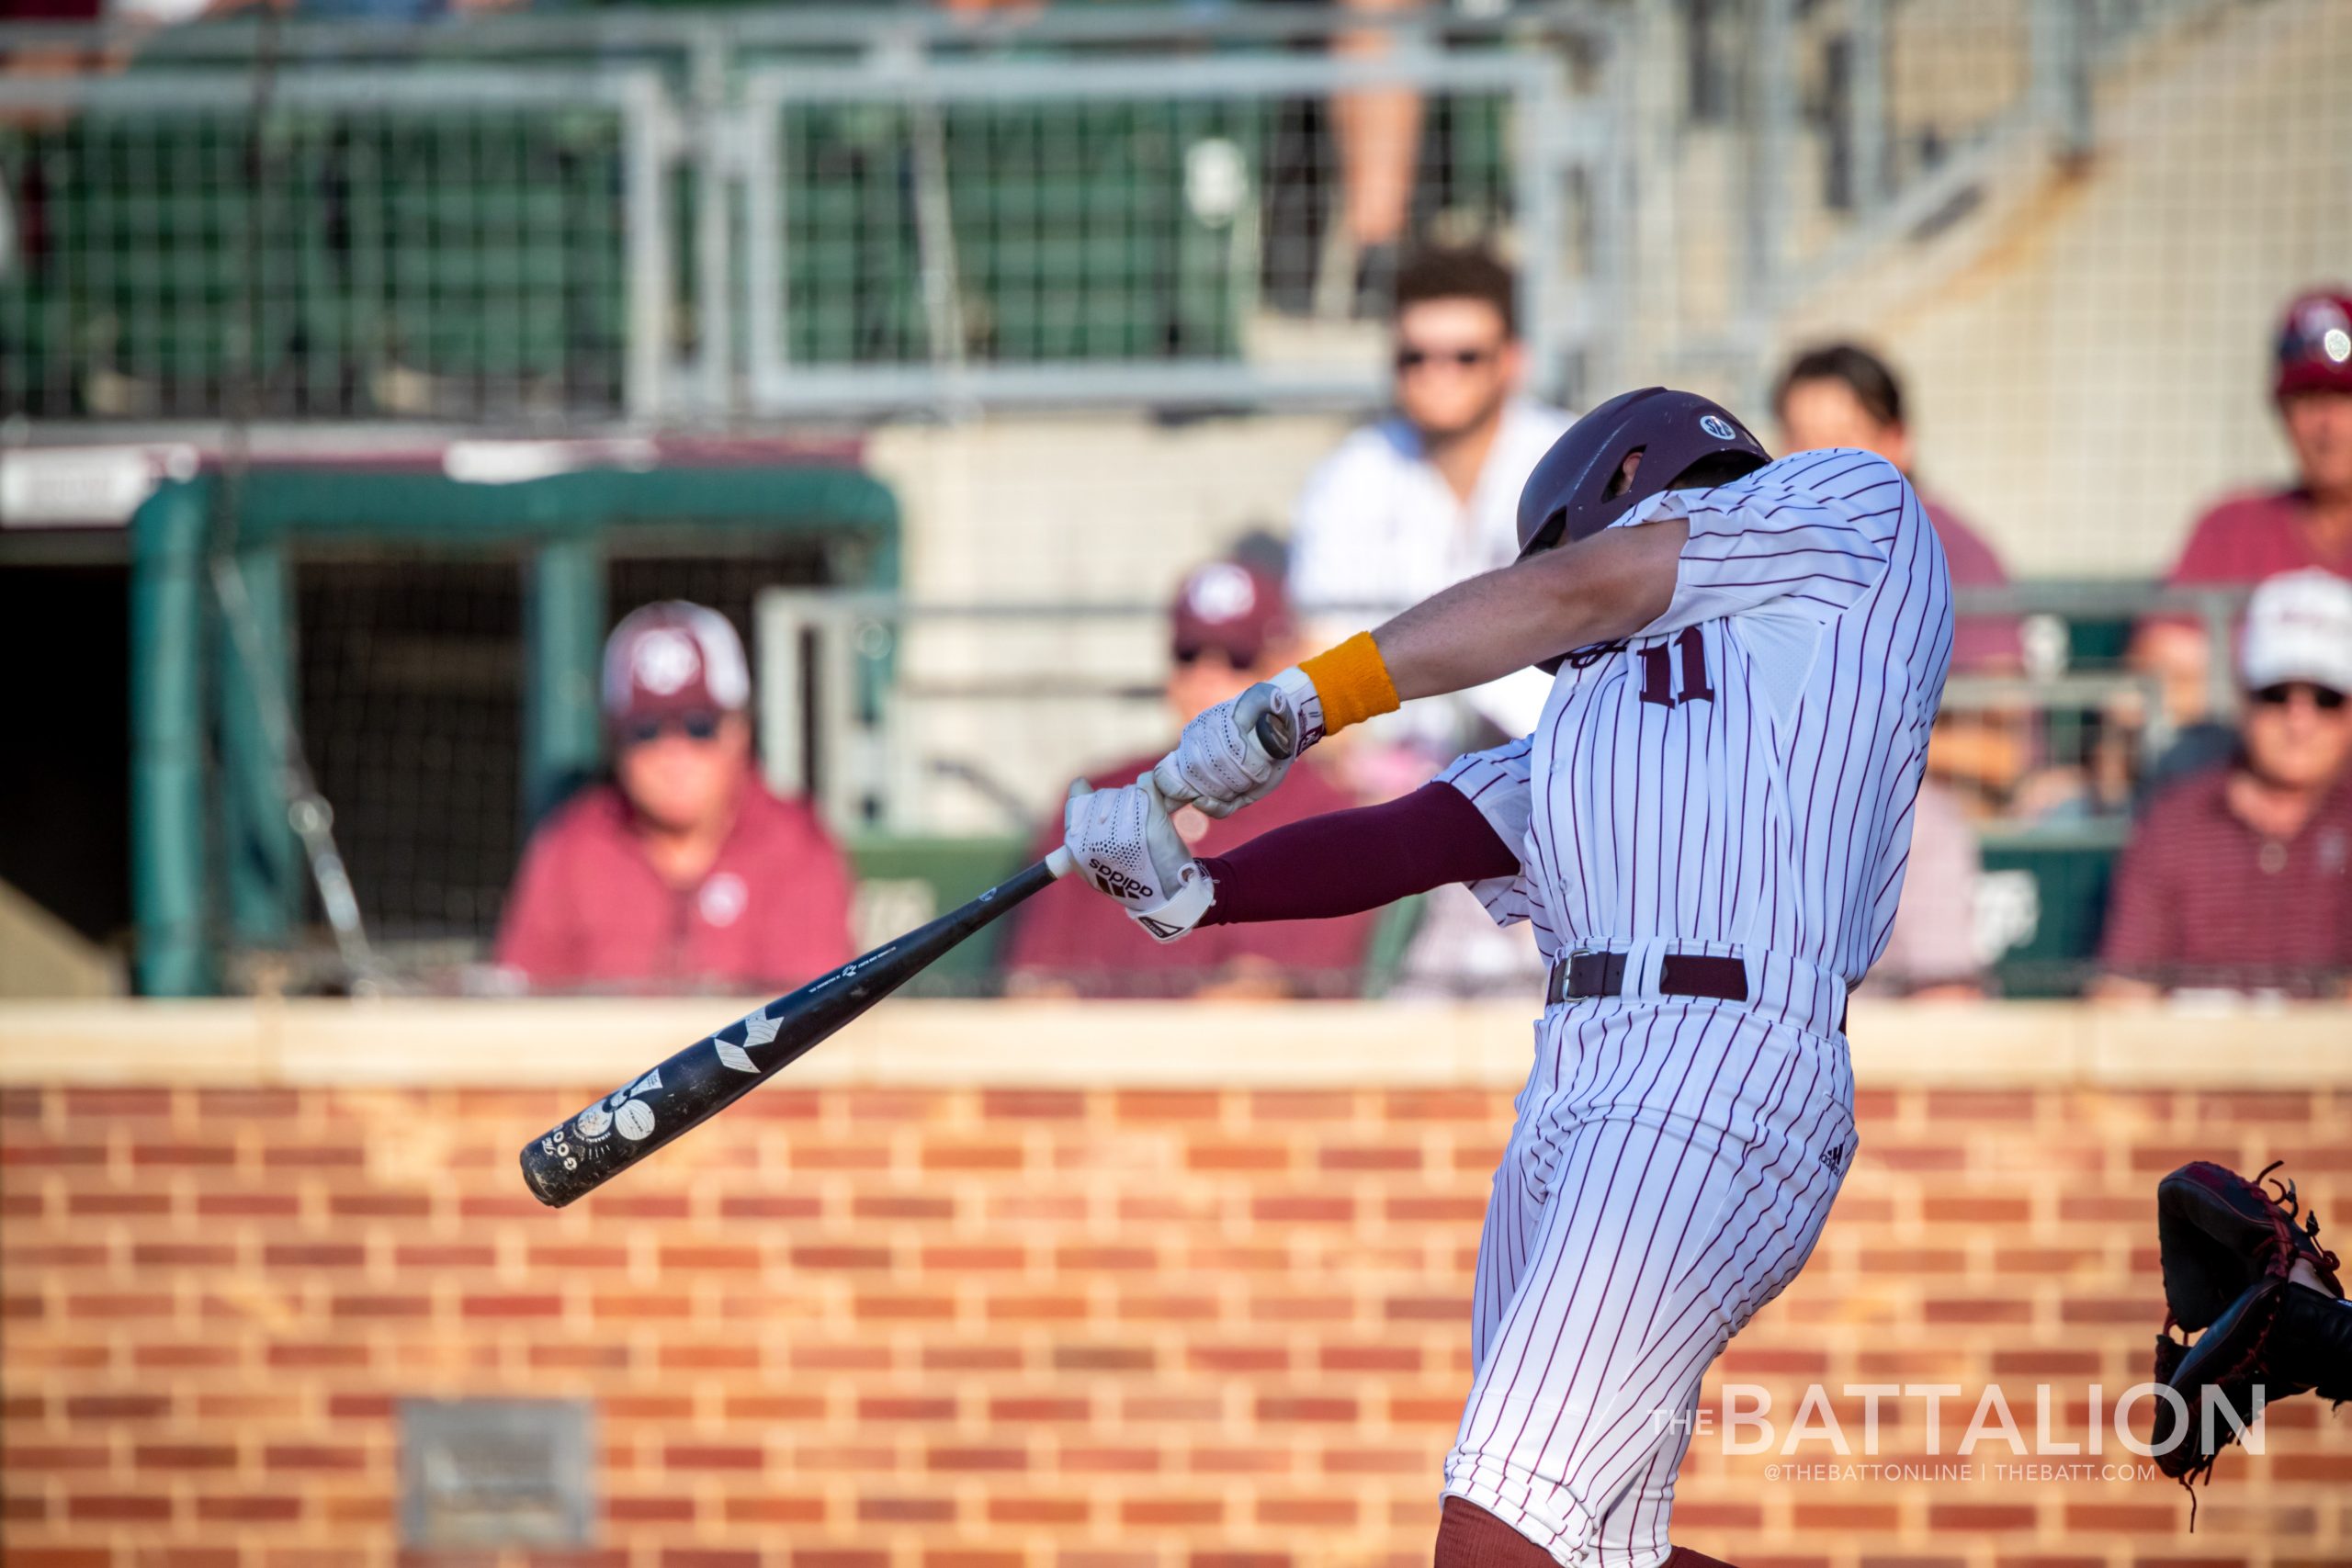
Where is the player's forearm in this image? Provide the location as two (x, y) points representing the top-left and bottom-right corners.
(1369, 519), (1686, 700)
(1197, 782), (1519, 925)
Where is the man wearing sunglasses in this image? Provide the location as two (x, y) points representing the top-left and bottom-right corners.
(2098, 570), (2352, 998)
(1288, 245), (1571, 751)
(494, 601), (854, 994)
(1001, 559), (1376, 998)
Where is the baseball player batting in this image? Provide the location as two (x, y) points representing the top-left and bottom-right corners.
(1059, 388), (1953, 1568)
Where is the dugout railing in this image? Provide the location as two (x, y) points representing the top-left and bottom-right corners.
(125, 505), (2250, 1003)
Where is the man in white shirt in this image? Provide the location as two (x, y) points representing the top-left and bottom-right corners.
(1289, 245), (1572, 742)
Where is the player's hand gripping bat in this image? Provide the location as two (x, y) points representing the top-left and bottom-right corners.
(518, 712), (1289, 1209)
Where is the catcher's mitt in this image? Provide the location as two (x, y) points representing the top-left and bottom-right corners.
(2157, 1160), (2341, 1332)
(2151, 1161), (2347, 1519)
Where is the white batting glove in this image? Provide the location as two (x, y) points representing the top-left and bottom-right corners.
(1062, 776), (1215, 943)
(1149, 665), (1323, 819)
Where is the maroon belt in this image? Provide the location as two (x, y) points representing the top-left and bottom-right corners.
(1544, 948), (1849, 1033)
(1545, 950), (1747, 1007)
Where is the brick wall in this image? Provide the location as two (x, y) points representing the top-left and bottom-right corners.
(3, 1006), (2349, 1568)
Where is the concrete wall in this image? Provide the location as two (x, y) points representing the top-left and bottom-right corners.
(4, 999), (2349, 1567)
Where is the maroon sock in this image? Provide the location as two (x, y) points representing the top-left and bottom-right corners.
(1664, 1549), (1741, 1568)
(1433, 1497), (1556, 1567)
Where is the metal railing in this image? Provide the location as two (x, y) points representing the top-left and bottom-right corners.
(0, 69), (674, 423)
(6, 1), (2238, 426)
(757, 580), (2247, 838)
(738, 51), (1591, 415)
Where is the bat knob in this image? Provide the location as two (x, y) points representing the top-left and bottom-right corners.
(1252, 705), (1294, 762)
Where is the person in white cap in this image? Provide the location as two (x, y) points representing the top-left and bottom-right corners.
(2097, 570), (2352, 998)
(494, 602), (854, 993)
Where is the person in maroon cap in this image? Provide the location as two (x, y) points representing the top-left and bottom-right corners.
(2135, 288), (2352, 726)
(1002, 559), (1378, 998)
(494, 601), (854, 993)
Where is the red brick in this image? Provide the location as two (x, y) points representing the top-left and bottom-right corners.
(664, 1443), (764, 1472)
(261, 1145), (363, 1169)
(1185, 1138), (1289, 1172)
(460, 1292), (562, 1319)
(65, 1088), (173, 1117)
(982, 1089), (1087, 1120)
(607, 1494), (696, 1523)
(1255, 1394), (1357, 1423)
(195, 1088), (300, 1119)
(383, 1243), (491, 1269)
(1318, 1142), (1422, 1171)
(921, 1139), (1024, 1171)
(65, 1393), (170, 1420)
(792, 1244), (892, 1270)
(195, 1493), (303, 1522)
(989, 1495), (1091, 1525)
(853, 1194), (954, 1222)
(859, 1396), (956, 1422)
(858, 1495), (956, 1523)
(657, 1243), (762, 1270)
(68, 1491), (175, 1520)
(1120, 1497), (1221, 1526)
(135, 1444), (236, 1470)
(925, 1446), (1026, 1472)
(262, 1443), (364, 1472)
(263, 1243), (363, 1269)
(1250, 1193), (1353, 1224)
(854, 1292), (955, 1322)
(1113, 1090), (1221, 1122)
(69, 1191), (171, 1215)
(198, 1191), (298, 1217)
(718, 1194), (823, 1220)
(721, 1495), (825, 1523)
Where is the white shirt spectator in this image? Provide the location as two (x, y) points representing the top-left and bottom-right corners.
(1289, 397), (1572, 739)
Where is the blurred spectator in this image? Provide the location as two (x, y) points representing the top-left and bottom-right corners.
(1328, 0), (1423, 314)
(1774, 342), (2036, 819)
(1773, 342), (2021, 671)
(2095, 570), (2352, 1000)
(1002, 561), (1377, 998)
(1858, 779), (1987, 998)
(1289, 244), (1569, 754)
(494, 602), (854, 994)
(2134, 288), (2352, 726)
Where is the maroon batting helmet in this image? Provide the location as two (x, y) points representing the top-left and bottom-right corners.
(1515, 387), (1771, 561)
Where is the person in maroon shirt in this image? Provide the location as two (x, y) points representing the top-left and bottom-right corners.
(2135, 288), (2352, 726)
(494, 602), (854, 993)
(1001, 560), (1378, 998)
(2097, 570), (2352, 999)
(1774, 342), (2021, 671)
(1774, 343), (2050, 820)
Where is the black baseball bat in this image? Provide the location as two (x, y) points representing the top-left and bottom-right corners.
(520, 847), (1074, 1207)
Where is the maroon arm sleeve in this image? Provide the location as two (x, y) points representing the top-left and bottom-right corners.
(1196, 781), (1521, 926)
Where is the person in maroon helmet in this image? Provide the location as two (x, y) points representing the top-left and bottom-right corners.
(2134, 288), (2352, 728)
(495, 602), (854, 994)
(1002, 559), (1378, 998)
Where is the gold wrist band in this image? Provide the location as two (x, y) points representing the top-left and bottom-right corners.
(1299, 631), (1401, 736)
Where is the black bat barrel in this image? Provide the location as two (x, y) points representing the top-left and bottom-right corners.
(520, 856), (1060, 1207)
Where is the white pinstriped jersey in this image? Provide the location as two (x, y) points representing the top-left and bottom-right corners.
(1426, 447), (1954, 1563)
(1438, 446), (1955, 1010)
